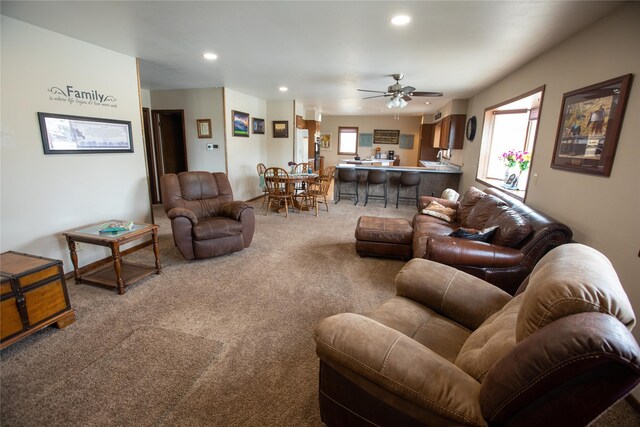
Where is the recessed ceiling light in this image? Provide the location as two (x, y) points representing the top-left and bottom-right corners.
(391, 15), (411, 26)
(203, 52), (218, 60)
(279, 86), (288, 92)
(424, 101), (431, 105)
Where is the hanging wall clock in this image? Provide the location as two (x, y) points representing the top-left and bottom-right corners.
(466, 116), (477, 141)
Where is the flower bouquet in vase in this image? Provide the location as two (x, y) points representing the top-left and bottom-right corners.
(499, 150), (530, 190)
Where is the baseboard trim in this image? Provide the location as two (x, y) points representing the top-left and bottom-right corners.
(246, 195), (265, 202)
(63, 240), (152, 280)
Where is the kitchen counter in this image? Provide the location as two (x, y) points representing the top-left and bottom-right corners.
(334, 163), (462, 204)
(340, 158), (395, 166)
(336, 163), (462, 174)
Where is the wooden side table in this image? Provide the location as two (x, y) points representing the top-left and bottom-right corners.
(62, 221), (162, 295)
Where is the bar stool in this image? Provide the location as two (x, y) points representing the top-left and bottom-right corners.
(396, 171), (420, 208)
(335, 168), (358, 205)
(365, 169), (388, 207)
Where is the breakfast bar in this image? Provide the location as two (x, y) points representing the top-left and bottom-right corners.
(334, 162), (462, 206)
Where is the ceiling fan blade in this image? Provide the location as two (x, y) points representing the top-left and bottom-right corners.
(362, 94), (389, 99)
(401, 86), (415, 94)
(409, 91), (444, 97)
(357, 89), (387, 93)
(402, 95), (412, 102)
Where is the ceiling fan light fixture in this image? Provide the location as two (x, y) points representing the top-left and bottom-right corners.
(399, 98), (408, 108)
(391, 15), (411, 26)
(386, 99), (394, 109)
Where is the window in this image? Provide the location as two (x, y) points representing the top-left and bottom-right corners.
(476, 87), (544, 200)
(338, 127), (358, 155)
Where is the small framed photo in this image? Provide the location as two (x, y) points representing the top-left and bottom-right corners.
(232, 110), (250, 137)
(252, 118), (265, 134)
(551, 74), (632, 176)
(273, 120), (289, 138)
(37, 112), (133, 154)
(197, 119), (212, 138)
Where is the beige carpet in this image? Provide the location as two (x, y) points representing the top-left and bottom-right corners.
(1, 199), (638, 426)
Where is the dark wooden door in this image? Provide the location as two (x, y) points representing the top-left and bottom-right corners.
(151, 110), (188, 204)
(142, 108), (160, 204)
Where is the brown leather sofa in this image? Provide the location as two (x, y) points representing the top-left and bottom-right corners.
(315, 244), (640, 427)
(413, 187), (572, 294)
(160, 171), (255, 260)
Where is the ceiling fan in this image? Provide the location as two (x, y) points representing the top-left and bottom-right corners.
(357, 74), (443, 108)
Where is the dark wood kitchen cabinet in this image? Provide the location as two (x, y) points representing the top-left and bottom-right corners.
(437, 114), (466, 150)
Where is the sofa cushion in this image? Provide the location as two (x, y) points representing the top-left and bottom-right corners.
(464, 195), (507, 229)
(449, 226), (498, 243)
(455, 294), (521, 382)
(422, 201), (457, 222)
(484, 207), (533, 248)
(365, 296), (471, 363)
(516, 244), (636, 341)
(457, 187), (486, 226)
(192, 216), (243, 240)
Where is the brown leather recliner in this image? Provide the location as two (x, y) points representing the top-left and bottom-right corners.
(160, 172), (255, 260)
(315, 244), (640, 426)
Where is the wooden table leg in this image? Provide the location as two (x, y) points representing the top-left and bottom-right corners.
(111, 243), (125, 295)
(152, 228), (162, 274)
(66, 237), (81, 283)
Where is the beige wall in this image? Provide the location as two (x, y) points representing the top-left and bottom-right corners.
(223, 88), (268, 201)
(319, 115), (422, 167)
(150, 88), (226, 173)
(266, 100), (295, 169)
(460, 3), (640, 340)
(0, 16), (151, 272)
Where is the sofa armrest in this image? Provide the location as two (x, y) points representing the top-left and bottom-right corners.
(220, 201), (252, 221)
(419, 196), (459, 211)
(395, 259), (512, 330)
(167, 207), (198, 225)
(480, 313), (640, 425)
(315, 313), (486, 426)
(426, 236), (525, 268)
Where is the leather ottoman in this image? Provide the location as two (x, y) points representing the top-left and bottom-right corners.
(355, 216), (413, 260)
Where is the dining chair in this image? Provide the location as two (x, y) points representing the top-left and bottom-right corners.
(257, 162), (268, 207)
(263, 167), (297, 217)
(292, 162), (309, 194)
(300, 166), (335, 216)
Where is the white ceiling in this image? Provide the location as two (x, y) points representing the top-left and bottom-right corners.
(1, 1), (621, 117)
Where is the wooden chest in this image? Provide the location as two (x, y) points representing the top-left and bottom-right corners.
(0, 251), (75, 349)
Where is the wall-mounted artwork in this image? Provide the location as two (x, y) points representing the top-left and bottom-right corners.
(551, 74), (632, 176)
(373, 129), (400, 144)
(359, 133), (373, 147)
(38, 112), (133, 154)
(232, 110), (250, 137)
(399, 134), (414, 149)
(197, 119), (212, 138)
(252, 118), (265, 134)
(273, 121), (288, 138)
(320, 133), (332, 150)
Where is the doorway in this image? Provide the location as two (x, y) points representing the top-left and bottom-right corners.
(151, 110), (188, 203)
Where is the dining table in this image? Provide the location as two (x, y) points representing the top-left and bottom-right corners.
(262, 172), (319, 213)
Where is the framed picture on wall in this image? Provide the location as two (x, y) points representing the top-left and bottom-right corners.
(320, 133), (332, 150)
(273, 120), (288, 138)
(550, 74), (632, 176)
(232, 110), (250, 137)
(252, 118), (265, 134)
(197, 119), (212, 138)
(37, 112), (133, 154)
